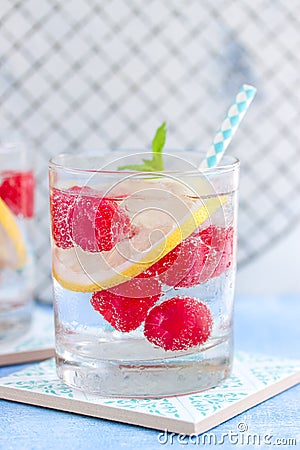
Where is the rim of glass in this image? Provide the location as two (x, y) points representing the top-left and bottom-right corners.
(0, 142), (25, 155)
(49, 150), (239, 175)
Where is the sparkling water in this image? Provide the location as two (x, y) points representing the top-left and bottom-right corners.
(52, 178), (237, 397)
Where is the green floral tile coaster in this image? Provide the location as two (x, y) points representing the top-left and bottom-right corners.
(0, 352), (299, 434)
(0, 307), (54, 366)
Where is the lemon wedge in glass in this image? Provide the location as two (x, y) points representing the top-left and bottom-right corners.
(0, 197), (27, 270)
(53, 195), (226, 292)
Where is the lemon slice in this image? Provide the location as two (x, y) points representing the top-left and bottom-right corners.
(0, 197), (27, 270)
(53, 195), (226, 293)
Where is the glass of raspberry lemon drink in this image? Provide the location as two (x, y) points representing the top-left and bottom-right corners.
(49, 125), (239, 397)
(0, 135), (35, 341)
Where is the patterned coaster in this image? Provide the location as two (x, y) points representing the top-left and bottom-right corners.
(0, 306), (54, 366)
(0, 352), (299, 435)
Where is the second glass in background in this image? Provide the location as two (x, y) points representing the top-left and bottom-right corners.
(0, 132), (35, 341)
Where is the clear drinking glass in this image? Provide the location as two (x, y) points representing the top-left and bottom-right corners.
(49, 150), (239, 397)
(0, 133), (35, 341)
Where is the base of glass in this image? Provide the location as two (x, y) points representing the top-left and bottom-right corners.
(0, 300), (33, 342)
(56, 335), (232, 398)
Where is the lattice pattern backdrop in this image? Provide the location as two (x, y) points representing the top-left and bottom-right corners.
(1, 0), (300, 302)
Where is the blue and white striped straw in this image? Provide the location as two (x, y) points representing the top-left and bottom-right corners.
(199, 84), (257, 170)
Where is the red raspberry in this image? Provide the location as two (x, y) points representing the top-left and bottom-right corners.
(50, 186), (131, 252)
(172, 243), (211, 288)
(161, 240), (211, 287)
(138, 230), (210, 287)
(138, 244), (182, 279)
(0, 170), (34, 218)
(144, 297), (212, 351)
(71, 195), (130, 252)
(174, 226), (234, 288)
(91, 277), (162, 332)
(144, 226), (234, 289)
(50, 186), (81, 249)
(138, 230), (199, 281)
(200, 225), (231, 249)
(200, 225), (234, 278)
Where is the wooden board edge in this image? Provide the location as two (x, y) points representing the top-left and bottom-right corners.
(0, 349), (55, 367)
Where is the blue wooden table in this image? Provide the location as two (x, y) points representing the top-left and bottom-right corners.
(0, 295), (299, 450)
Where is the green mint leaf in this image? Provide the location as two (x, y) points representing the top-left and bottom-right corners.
(152, 122), (166, 155)
(118, 122), (166, 171)
(151, 121), (166, 171)
(117, 163), (154, 171)
(142, 158), (153, 165)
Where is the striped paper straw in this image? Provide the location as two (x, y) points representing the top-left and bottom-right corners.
(199, 84), (257, 170)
